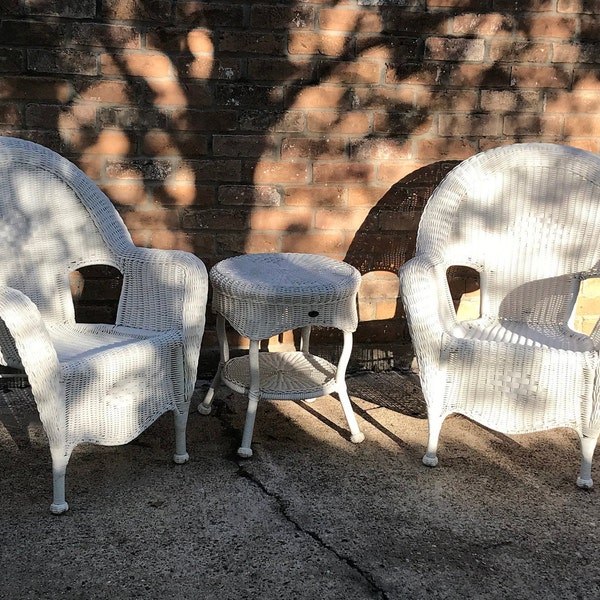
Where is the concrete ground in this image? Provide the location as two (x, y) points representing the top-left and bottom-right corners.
(0, 370), (598, 600)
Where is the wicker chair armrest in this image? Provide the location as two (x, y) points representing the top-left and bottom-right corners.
(399, 255), (458, 338)
(116, 247), (209, 333)
(0, 286), (63, 435)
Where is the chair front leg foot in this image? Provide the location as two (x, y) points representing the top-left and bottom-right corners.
(576, 434), (597, 489)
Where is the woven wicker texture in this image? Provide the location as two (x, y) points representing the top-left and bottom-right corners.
(210, 253), (361, 339)
(0, 136), (208, 512)
(399, 143), (600, 486)
(222, 351), (338, 400)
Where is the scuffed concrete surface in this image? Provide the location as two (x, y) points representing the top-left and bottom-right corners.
(0, 371), (598, 599)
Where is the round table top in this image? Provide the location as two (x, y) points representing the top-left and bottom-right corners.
(210, 252), (361, 305)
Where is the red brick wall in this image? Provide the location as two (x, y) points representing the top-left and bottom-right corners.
(2, 0), (600, 370)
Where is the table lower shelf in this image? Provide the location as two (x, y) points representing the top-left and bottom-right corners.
(222, 351), (339, 400)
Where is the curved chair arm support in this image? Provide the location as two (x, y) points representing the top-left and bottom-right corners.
(116, 247), (209, 398)
(0, 286), (64, 446)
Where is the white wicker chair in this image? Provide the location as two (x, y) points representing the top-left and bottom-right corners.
(399, 143), (600, 488)
(0, 136), (208, 513)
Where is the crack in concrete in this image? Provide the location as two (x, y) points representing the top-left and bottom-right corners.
(236, 462), (390, 600)
(203, 391), (389, 599)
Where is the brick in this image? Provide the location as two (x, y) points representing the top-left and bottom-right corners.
(69, 130), (133, 155)
(380, 10), (448, 35)
(101, 52), (172, 78)
(101, 183), (149, 207)
(176, 159), (241, 183)
(545, 90), (600, 113)
(142, 131), (210, 157)
(493, 0), (555, 10)
(565, 115), (600, 137)
(234, 231), (280, 254)
(356, 36), (421, 61)
(313, 163), (375, 184)
(558, 0), (596, 13)
(415, 89), (478, 111)
(154, 184), (215, 207)
(573, 69), (600, 90)
(319, 8), (382, 33)
(315, 208), (370, 231)
(248, 58), (314, 82)
(217, 32), (286, 55)
(285, 186), (347, 207)
(77, 81), (134, 105)
(285, 85), (349, 109)
(521, 16), (577, 39)
(447, 64), (512, 87)
(214, 134), (275, 158)
(150, 230), (195, 252)
(170, 109), (237, 131)
(101, 0), (172, 21)
(0, 20), (68, 46)
(250, 207), (313, 231)
(307, 111), (370, 134)
(215, 84), (283, 109)
(511, 65), (571, 88)
(99, 107), (167, 130)
(71, 23), (141, 49)
(185, 29), (214, 54)
(503, 114), (563, 136)
(240, 110), (306, 133)
(281, 137), (346, 160)
(579, 17), (600, 43)
(280, 232), (345, 256)
(175, 3), (245, 28)
(28, 49), (98, 76)
(350, 139), (411, 161)
(252, 161), (309, 184)
(439, 113), (502, 137)
(374, 111), (433, 136)
(121, 208), (181, 231)
(0, 77), (72, 102)
(289, 32), (350, 57)
(425, 37), (485, 62)
(250, 5), (315, 30)
(376, 161), (433, 185)
(452, 13), (514, 36)
(354, 87), (416, 110)
(416, 138), (477, 160)
(219, 185), (282, 207)
(147, 81), (212, 107)
(26, 104), (94, 129)
(0, 103), (20, 126)
(490, 41), (551, 63)
(0, 49), (24, 73)
(105, 159), (176, 180)
(24, 0), (96, 18)
(177, 57), (242, 81)
(316, 60), (381, 84)
(348, 186), (390, 207)
(480, 90), (541, 112)
(182, 208), (249, 231)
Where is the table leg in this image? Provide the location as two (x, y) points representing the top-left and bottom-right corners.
(300, 325), (317, 403)
(336, 331), (365, 443)
(198, 314), (228, 415)
(238, 339), (261, 458)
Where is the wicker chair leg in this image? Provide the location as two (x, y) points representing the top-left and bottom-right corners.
(173, 406), (190, 464)
(49, 447), (71, 515)
(576, 434), (597, 489)
(422, 415), (443, 467)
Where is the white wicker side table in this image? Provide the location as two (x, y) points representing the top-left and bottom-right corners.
(198, 252), (365, 457)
